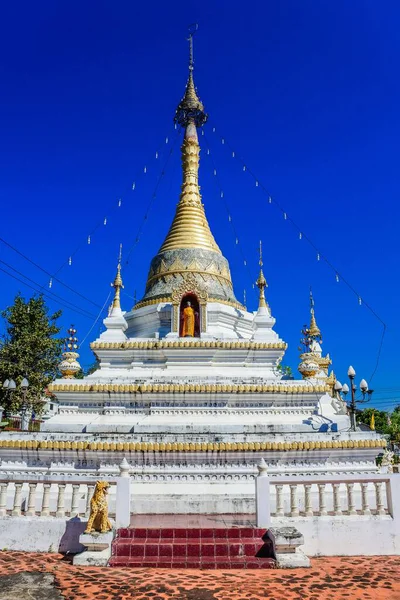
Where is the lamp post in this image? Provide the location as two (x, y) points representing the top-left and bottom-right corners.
(334, 366), (373, 432)
(2, 378), (30, 431)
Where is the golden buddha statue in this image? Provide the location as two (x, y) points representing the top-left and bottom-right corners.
(182, 301), (195, 337)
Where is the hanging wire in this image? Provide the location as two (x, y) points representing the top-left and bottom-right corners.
(79, 291), (113, 347)
(125, 127), (181, 265)
(48, 126), (176, 280)
(206, 119), (387, 382)
(202, 132), (254, 296)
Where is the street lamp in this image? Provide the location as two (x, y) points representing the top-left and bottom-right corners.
(2, 378), (30, 431)
(338, 366), (373, 431)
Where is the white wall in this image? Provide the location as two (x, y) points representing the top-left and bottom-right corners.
(273, 515), (399, 556)
(0, 516), (87, 553)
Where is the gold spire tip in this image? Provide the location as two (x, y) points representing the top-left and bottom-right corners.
(308, 288), (321, 338)
(111, 244), (124, 309)
(256, 241), (268, 308)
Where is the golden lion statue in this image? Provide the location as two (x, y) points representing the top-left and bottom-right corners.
(84, 481), (112, 534)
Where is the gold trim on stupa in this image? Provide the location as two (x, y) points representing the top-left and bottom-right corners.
(139, 29), (239, 309)
(158, 122), (221, 254)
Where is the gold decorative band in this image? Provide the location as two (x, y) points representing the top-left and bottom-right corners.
(0, 439), (386, 451)
(145, 269), (233, 289)
(48, 381), (326, 393)
(90, 340), (287, 350)
(133, 296), (245, 311)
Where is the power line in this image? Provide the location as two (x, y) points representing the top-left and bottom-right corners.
(0, 258), (96, 318)
(0, 265), (96, 320)
(0, 237), (102, 309)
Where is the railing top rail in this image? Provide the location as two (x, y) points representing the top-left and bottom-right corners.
(269, 473), (393, 485)
(0, 476), (118, 485)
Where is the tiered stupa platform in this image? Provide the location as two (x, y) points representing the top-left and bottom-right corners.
(0, 40), (385, 515)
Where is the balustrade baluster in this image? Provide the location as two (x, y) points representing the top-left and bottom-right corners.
(304, 484), (313, 516)
(41, 484), (51, 516)
(318, 483), (327, 516)
(374, 482), (386, 515)
(26, 483), (37, 516)
(56, 484), (66, 518)
(346, 483), (357, 515)
(86, 485), (95, 517)
(275, 485), (284, 516)
(332, 483), (342, 516)
(289, 484), (299, 517)
(0, 483), (8, 516)
(361, 482), (371, 515)
(71, 484), (80, 516)
(12, 483), (23, 516)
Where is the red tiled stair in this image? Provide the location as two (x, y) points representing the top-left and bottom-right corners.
(109, 527), (276, 569)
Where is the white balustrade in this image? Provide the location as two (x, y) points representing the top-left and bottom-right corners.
(318, 483), (327, 516)
(71, 484), (81, 517)
(55, 484), (66, 518)
(332, 483), (342, 516)
(0, 483), (7, 516)
(289, 484), (299, 517)
(375, 482), (386, 515)
(12, 483), (23, 516)
(0, 478), (117, 519)
(256, 471), (394, 526)
(26, 483), (37, 516)
(361, 482), (371, 515)
(41, 483), (51, 516)
(86, 484), (95, 517)
(346, 483), (357, 515)
(275, 484), (284, 517)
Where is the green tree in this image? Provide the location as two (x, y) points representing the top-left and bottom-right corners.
(85, 358), (100, 376)
(357, 405), (400, 444)
(277, 364), (293, 378)
(0, 294), (63, 415)
(357, 407), (390, 434)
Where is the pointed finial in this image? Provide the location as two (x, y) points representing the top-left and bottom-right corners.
(308, 287), (321, 338)
(65, 325), (79, 351)
(59, 325), (81, 378)
(111, 244), (124, 310)
(188, 23), (197, 72)
(256, 240), (268, 309)
(174, 25), (208, 128)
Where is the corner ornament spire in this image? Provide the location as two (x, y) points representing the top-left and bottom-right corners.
(256, 241), (268, 309)
(308, 288), (321, 339)
(298, 289), (331, 380)
(111, 244), (124, 311)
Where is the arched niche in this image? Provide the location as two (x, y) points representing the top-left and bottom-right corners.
(171, 273), (208, 335)
(179, 293), (200, 337)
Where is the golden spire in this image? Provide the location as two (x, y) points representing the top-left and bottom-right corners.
(256, 240), (268, 309)
(158, 26), (220, 254)
(308, 288), (321, 338)
(111, 244), (124, 310)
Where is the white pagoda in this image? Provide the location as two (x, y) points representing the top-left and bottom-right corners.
(2, 41), (385, 514)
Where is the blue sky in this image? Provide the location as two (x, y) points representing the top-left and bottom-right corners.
(1, 1), (399, 410)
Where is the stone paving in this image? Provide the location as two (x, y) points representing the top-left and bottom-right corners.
(0, 552), (399, 599)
